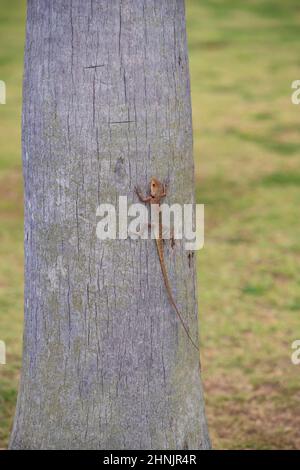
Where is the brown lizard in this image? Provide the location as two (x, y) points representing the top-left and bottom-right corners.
(135, 177), (199, 351)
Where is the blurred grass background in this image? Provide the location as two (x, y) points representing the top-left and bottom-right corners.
(0, 0), (300, 449)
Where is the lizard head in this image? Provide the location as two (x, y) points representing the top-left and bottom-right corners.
(150, 177), (163, 197)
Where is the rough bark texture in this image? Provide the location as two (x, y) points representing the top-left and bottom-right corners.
(10, 0), (210, 450)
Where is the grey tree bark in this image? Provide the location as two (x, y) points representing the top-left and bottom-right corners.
(10, 0), (210, 450)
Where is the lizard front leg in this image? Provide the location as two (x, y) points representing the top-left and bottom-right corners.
(134, 186), (152, 204)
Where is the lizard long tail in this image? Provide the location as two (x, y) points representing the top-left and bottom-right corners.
(155, 239), (199, 351)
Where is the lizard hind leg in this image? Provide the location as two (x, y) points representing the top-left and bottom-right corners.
(170, 227), (175, 248)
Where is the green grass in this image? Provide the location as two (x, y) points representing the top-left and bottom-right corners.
(0, 0), (300, 449)
(188, 0), (300, 449)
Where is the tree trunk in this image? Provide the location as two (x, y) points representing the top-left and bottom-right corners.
(10, 0), (210, 450)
